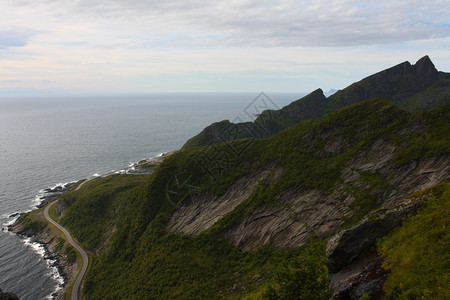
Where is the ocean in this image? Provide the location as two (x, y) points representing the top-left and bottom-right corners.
(0, 93), (300, 299)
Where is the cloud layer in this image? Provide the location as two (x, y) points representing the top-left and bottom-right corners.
(0, 0), (449, 93)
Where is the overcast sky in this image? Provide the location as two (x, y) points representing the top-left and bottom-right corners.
(1, 0), (449, 95)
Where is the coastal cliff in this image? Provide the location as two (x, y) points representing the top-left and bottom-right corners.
(10, 57), (450, 299)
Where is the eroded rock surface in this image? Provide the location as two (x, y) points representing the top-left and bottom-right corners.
(166, 164), (283, 235)
(329, 251), (388, 300)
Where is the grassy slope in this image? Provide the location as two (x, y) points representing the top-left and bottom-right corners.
(378, 182), (450, 299)
(57, 99), (449, 299)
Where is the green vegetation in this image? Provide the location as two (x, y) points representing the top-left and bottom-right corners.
(392, 104), (450, 164)
(50, 99), (449, 299)
(55, 237), (65, 251)
(378, 182), (450, 299)
(59, 174), (150, 250)
(65, 244), (77, 265)
(262, 240), (331, 300)
(16, 212), (48, 234)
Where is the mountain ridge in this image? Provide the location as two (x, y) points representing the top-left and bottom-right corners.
(183, 55), (449, 150)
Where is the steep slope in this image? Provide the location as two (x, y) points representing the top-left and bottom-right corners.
(52, 99), (449, 299)
(183, 56), (449, 150)
(377, 183), (450, 299)
(169, 100), (449, 252)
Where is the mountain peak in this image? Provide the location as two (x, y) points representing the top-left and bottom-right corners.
(414, 55), (438, 81)
(313, 87), (324, 93)
(415, 55), (433, 67)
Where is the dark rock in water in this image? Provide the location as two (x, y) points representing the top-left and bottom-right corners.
(329, 250), (388, 300)
(8, 213), (21, 218)
(53, 186), (63, 192)
(0, 288), (20, 300)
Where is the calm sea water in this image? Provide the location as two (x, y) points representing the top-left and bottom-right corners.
(0, 93), (300, 299)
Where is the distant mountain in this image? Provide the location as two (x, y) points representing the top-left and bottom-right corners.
(324, 89), (338, 97)
(183, 56), (450, 150)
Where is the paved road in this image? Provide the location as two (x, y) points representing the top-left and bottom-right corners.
(44, 201), (88, 300)
(75, 178), (92, 191)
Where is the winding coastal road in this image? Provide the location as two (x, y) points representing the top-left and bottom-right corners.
(44, 201), (88, 300)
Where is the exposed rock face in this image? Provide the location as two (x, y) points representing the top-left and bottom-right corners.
(166, 164), (284, 235)
(326, 195), (423, 272)
(325, 189), (443, 298)
(171, 129), (450, 252)
(0, 288), (19, 300)
(183, 56), (449, 150)
(224, 188), (344, 251)
(223, 155), (448, 251)
(329, 251), (388, 300)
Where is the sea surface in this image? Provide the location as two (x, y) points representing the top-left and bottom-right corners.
(0, 92), (300, 299)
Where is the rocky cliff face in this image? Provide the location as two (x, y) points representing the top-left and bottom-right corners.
(169, 136), (449, 252)
(169, 101), (450, 246)
(167, 164), (284, 235)
(183, 56), (449, 150)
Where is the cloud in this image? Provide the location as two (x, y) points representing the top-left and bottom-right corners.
(17, 0), (448, 47)
(0, 1), (449, 93)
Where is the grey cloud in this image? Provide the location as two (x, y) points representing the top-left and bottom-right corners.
(14, 0), (450, 47)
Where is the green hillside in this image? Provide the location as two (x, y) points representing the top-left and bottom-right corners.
(378, 182), (450, 299)
(52, 99), (449, 299)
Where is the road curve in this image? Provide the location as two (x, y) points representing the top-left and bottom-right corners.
(44, 201), (88, 300)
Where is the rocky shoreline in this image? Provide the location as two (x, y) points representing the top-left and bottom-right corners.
(7, 183), (78, 300)
(5, 153), (173, 299)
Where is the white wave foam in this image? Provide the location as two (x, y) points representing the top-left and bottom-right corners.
(31, 180), (78, 209)
(22, 237), (64, 297)
(23, 237), (46, 257)
(92, 173), (100, 177)
(2, 213), (20, 227)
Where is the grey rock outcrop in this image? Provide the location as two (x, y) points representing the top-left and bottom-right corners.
(329, 251), (388, 300)
(326, 195), (423, 272)
(167, 164), (284, 235)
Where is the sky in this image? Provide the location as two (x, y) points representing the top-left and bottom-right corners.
(0, 0), (449, 95)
